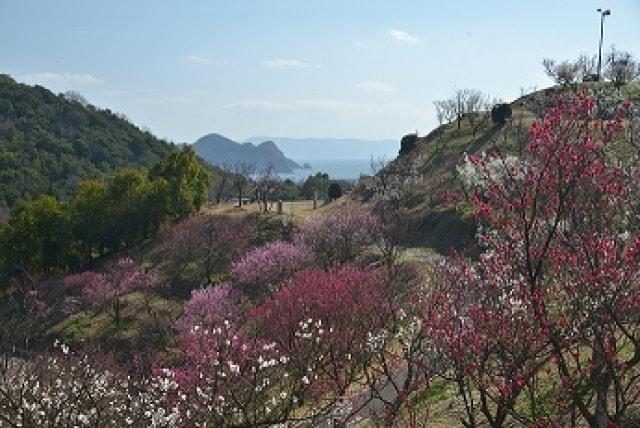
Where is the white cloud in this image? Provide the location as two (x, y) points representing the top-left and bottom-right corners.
(264, 59), (312, 69)
(388, 29), (419, 45)
(353, 40), (364, 48)
(184, 54), (229, 65)
(356, 81), (397, 94)
(20, 72), (104, 86)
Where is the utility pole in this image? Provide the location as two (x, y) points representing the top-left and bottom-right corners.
(596, 8), (611, 81)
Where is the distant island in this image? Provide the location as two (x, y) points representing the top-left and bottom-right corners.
(193, 133), (300, 173)
(244, 137), (398, 161)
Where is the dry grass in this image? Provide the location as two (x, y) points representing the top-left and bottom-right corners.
(204, 198), (341, 222)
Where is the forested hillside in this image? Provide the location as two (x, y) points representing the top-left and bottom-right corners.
(0, 75), (175, 214)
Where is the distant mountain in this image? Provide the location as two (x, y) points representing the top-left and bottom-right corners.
(244, 137), (399, 161)
(193, 133), (300, 173)
(0, 74), (175, 212)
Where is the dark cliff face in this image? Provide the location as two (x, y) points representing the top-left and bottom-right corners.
(193, 134), (300, 173)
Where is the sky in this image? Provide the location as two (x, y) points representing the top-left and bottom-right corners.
(1, 0), (639, 144)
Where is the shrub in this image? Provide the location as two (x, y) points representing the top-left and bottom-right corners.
(491, 103), (512, 124)
(327, 182), (342, 200)
(399, 133), (418, 155)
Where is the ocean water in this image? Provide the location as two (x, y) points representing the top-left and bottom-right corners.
(278, 158), (374, 182)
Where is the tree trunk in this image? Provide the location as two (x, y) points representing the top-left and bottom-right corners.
(591, 335), (612, 428)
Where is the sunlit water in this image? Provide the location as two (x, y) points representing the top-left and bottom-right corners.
(277, 158), (374, 182)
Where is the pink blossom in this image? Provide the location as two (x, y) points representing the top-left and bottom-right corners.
(230, 241), (314, 299)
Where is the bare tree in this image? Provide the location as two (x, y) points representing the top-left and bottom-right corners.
(434, 99), (456, 126)
(605, 47), (640, 87)
(576, 54), (598, 81)
(228, 161), (255, 207)
(543, 58), (579, 86)
(256, 164), (281, 212)
(434, 89), (489, 131)
(212, 163), (230, 204)
(465, 91), (491, 136)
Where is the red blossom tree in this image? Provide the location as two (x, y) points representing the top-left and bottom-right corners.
(426, 93), (639, 427)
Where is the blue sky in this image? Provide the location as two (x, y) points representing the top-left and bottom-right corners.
(1, 0), (638, 144)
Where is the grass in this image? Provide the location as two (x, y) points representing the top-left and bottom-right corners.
(49, 291), (182, 346)
(205, 198), (339, 222)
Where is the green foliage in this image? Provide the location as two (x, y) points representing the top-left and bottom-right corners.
(301, 172), (329, 199)
(1, 196), (71, 274)
(327, 182), (342, 200)
(491, 103), (512, 124)
(279, 179), (301, 201)
(149, 146), (211, 220)
(399, 133), (418, 155)
(0, 74), (175, 210)
(0, 149), (212, 283)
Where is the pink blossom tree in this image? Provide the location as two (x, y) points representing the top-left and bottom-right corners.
(69, 258), (157, 328)
(173, 283), (241, 339)
(159, 214), (252, 292)
(296, 203), (381, 268)
(230, 240), (314, 300)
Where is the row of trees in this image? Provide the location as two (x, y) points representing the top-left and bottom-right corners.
(434, 89), (502, 136)
(0, 147), (210, 281)
(543, 47), (639, 87)
(212, 161), (351, 209)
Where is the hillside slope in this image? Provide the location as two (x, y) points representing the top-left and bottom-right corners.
(0, 75), (176, 213)
(363, 82), (640, 253)
(193, 133), (300, 173)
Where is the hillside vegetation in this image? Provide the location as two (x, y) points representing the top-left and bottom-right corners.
(0, 75), (176, 213)
(358, 82), (640, 253)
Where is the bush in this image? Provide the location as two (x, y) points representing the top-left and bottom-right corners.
(399, 133), (418, 156)
(327, 182), (342, 200)
(491, 103), (512, 124)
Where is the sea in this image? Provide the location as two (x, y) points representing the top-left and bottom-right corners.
(278, 158), (374, 182)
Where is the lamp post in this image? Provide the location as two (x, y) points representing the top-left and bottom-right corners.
(596, 8), (611, 82)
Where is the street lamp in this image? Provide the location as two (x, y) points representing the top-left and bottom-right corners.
(596, 8), (611, 82)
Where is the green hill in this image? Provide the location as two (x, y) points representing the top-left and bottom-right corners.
(0, 74), (176, 215)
